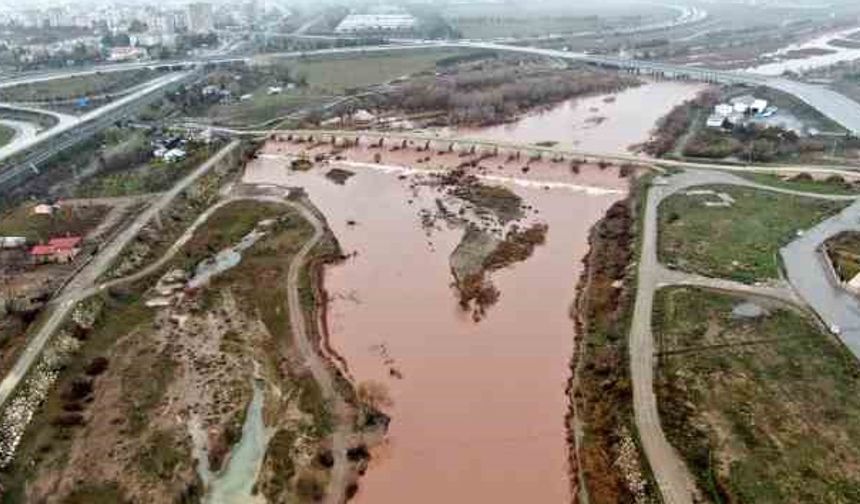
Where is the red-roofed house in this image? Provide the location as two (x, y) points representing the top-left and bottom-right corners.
(31, 236), (83, 264)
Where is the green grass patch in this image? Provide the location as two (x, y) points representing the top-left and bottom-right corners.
(825, 231), (860, 282)
(0, 202), (109, 242)
(0, 69), (156, 103)
(288, 50), (467, 93)
(654, 287), (860, 503)
(658, 184), (848, 283)
(75, 143), (217, 197)
(62, 483), (127, 504)
(205, 50), (469, 127)
(138, 429), (188, 480)
(737, 171), (860, 196)
(0, 123), (15, 147)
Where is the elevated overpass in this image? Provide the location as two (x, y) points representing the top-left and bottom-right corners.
(0, 70), (196, 193)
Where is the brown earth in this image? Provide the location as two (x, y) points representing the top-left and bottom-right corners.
(568, 176), (658, 503)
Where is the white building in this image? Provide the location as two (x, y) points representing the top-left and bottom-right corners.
(334, 14), (417, 33)
(164, 148), (187, 163)
(187, 2), (214, 34)
(751, 99), (769, 115)
(714, 103), (733, 117)
(0, 237), (27, 249)
(706, 114), (726, 128)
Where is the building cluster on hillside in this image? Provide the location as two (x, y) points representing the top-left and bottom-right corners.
(30, 237), (83, 264)
(0, 0), (293, 68)
(151, 135), (188, 163)
(707, 94), (775, 129)
(1, 234), (83, 264)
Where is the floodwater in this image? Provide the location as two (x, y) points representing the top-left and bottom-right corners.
(206, 379), (272, 504)
(188, 228), (266, 289)
(245, 141), (627, 503)
(749, 27), (860, 76)
(449, 81), (707, 155)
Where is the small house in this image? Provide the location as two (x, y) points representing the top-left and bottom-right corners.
(352, 109), (376, 126)
(730, 95), (756, 114)
(267, 86), (283, 95)
(164, 148), (187, 163)
(706, 114), (726, 128)
(31, 236), (82, 264)
(0, 237), (26, 249)
(714, 103), (733, 117)
(751, 99), (769, 115)
(32, 203), (57, 215)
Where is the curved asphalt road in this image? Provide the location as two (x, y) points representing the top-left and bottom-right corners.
(631, 168), (858, 503)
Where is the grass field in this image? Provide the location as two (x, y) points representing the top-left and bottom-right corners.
(738, 172), (860, 195)
(0, 203), (109, 242)
(658, 184), (848, 283)
(825, 231), (860, 282)
(74, 143), (216, 198)
(206, 50), (469, 126)
(0, 69), (155, 103)
(0, 123), (15, 147)
(654, 287), (860, 503)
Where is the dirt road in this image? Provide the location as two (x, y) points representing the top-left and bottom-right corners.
(0, 140), (240, 410)
(280, 196), (353, 504)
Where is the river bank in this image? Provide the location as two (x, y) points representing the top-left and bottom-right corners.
(245, 137), (631, 502)
(568, 174), (659, 503)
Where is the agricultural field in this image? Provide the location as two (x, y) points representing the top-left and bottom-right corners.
(658, 185), (847, 283)
(0, 202), (109, 243)
(654, 287), (860, 503)
(192, 50), (470, 127)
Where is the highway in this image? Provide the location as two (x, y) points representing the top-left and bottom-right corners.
(2, 35), (859, 171)
(0, 71), (191, 162)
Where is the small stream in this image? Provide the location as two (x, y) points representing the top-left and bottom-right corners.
(183, 221), (277, 502)
(188, 228), (267, 289)
(205, 379), (273, 504)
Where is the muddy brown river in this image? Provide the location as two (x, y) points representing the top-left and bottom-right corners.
(448, 80), (707, 155)
(246, 140), (627, 503)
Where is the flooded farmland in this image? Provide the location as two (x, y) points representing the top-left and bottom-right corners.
(749, 27), (860, 76)
(449, 80), (708, 155)
(244, 140), (629, 503)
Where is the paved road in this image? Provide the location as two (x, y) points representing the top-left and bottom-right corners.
(0, 71), (191, 164)
(781, 199), (860, 358)
(0, 119), (38, 152)
(275, 194), (352, 504)
(0, 140), (240, 410)
(629, 168), (858, 503)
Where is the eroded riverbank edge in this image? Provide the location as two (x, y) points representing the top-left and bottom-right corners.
(568, 173), (660, 503)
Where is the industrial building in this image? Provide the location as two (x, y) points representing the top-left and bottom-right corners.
(335, 14), (417, 33)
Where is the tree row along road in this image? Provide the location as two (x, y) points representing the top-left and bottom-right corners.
(0, 140), (241, 410)
(631, 168), (859, 503)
